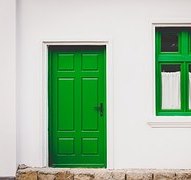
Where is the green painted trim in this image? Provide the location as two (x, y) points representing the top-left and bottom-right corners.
(103, 47), (107, 168)
(156, 29), (191, 116)
(157, 112), (191, 116)
(51, 164), (106, 168)
(48, 50), (53, 166)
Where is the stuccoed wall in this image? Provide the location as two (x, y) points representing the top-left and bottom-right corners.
(16, 0), (191, 169)
(0, 0), (16, 176)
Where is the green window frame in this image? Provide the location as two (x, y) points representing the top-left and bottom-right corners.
(156, 27), (191, 116)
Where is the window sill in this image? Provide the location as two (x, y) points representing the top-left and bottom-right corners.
(148, 121), (191, 128)
(148, 116), (191, 128)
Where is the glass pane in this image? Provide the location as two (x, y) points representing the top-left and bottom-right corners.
(161, 64), (181, 109)
(189, 65), (191, 109)
(161, 32), (178, 52)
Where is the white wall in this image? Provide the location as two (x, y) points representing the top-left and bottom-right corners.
(17, 0), (191, 169)
(0, 0), (16, 176)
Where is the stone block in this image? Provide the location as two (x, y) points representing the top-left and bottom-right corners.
(16, 171), (37, 180)
(176, 171), (191, 180)
(126, 171), (152, 180)
(94, 170), (112, 180)
(74, 174), (94, 180)
(55, 171), (74, 180)
(111, 171), (126, 180)
(153, 171), (176, 180)
(38, 173), (55, 180)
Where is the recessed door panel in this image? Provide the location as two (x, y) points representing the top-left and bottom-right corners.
(58, 138), (74, 155)
(82, 138), (98, 155)
(82, 54), (98, 70)
(57, 54), (74, 71)
(82, 78), (98, 131)
(57, 78), (74, 131)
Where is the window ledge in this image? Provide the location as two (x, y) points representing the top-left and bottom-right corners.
(148, 121), (191, 128)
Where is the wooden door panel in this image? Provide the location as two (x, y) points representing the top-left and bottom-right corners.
(57, 53), (75, 71)
(57, 78), (75, 131)
(82, 78), (99, 131)
(49, 46), (106, 167)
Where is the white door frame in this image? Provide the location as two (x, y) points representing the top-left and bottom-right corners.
(41, 40), (114, 168)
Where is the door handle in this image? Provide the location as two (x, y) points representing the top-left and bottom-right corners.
(99, 103), (104, 117)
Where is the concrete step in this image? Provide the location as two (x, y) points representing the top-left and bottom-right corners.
(16, 165), (191, 180)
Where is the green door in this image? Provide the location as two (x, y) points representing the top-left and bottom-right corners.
(48, 45), (106, 167)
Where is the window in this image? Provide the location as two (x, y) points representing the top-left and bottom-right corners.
(156, 27), (191, 115)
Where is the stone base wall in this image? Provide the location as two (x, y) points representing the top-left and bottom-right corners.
(16, 166), (191, 180)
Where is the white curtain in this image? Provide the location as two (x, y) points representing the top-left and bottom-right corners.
(189, 72), (191, 109)
(161, 71), (181, 109)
